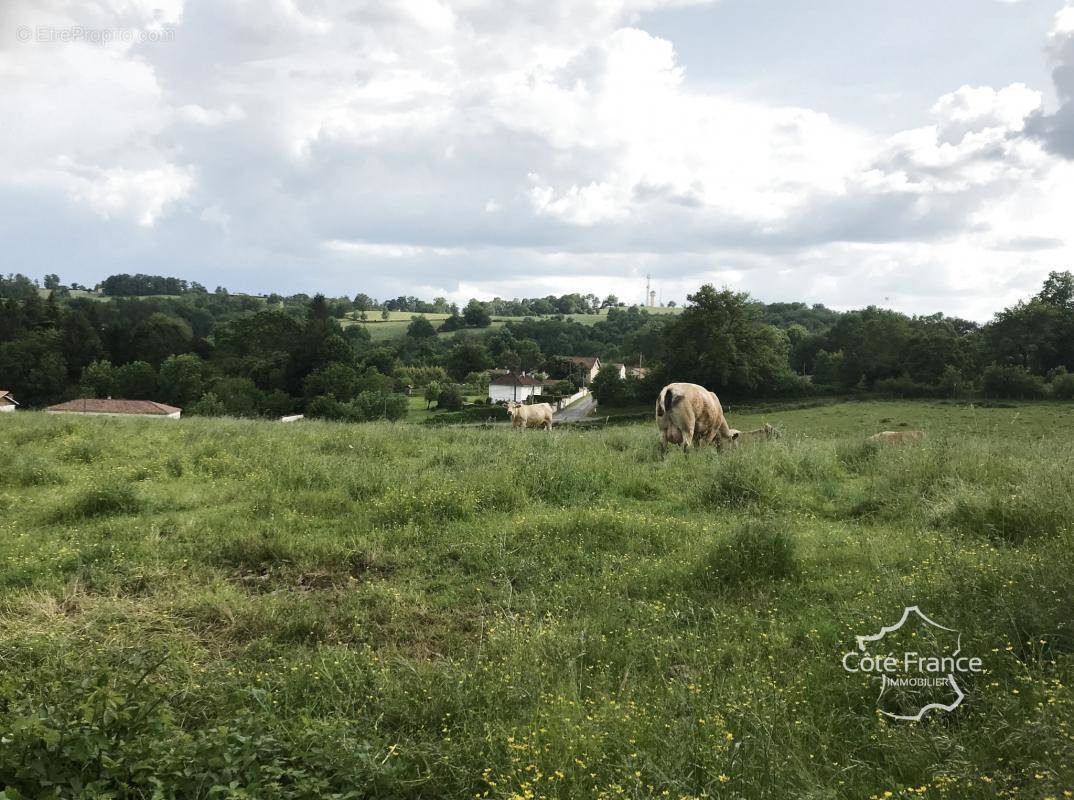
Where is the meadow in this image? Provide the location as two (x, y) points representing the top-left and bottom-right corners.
(0, 401), (1072, 799)
(340, 307), (682, 341)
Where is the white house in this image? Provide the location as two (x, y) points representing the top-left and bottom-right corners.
(561, 356), (601, 385)
(0, 391), (17, 412)
(46, 398), (182, 419)
(489, 372), (543, 403)
(609, 363), (628, 380)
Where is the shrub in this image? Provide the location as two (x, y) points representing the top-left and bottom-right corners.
(187, 391), (227, 417)
(213, 531), (299, 571)
(695, 457), (780, 509)
(437, 384), (464, 411)
(305, 394), (362, 422)
(875, 373), (940, 398)
(353, 390), (408, 421)
(981, 364), (1046, 399)
(306, 392), (407, 422)
(696, 519), (797, 588)
(934, 486), (1071, 545)
(51, 484), (143, 522)
(837, 439), (881, 473)
(0, 454), (65, 488)
(1051, 370), (1074, 399)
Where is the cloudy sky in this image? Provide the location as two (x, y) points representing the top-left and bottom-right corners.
(3, 0), (1074, 319)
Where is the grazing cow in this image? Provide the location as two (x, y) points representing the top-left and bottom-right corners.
(655, 382), (736, 454)
(506, 401), (554, 431)
(728, 423), (780, 445)
(867, 430), (925, 444)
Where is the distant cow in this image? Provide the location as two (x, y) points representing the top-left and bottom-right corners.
(867, 430), (925, 445)
(506, 401), (553, 431)
(728, 423), (780, 445)
(655, 382), (736, 454)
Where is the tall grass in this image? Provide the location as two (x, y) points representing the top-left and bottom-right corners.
(0, 403), (1072, 799)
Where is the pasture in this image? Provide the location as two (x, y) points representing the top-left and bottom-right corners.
(340, 307), (682, 341)
(0, 401), (1072, 798)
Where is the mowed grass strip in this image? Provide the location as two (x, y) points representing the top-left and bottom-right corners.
(0, 401), (1072, 798)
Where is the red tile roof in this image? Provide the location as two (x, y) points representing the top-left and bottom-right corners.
(490, 372), (543, 387)
(46, 398), (181, 415)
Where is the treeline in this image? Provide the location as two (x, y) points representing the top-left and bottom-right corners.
(100, 274), (206, 297)
(3, 270), (1074, 420)
(588, 273), (1074, 408)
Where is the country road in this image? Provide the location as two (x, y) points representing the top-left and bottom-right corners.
(554, 393), (597, 423)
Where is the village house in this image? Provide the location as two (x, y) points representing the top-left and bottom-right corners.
(46, 399), (182, 419)
(0, 391), (18, 412)
(609, 363), (629, 380)
(561, 356), (602, 385)
(488, 372), (543, 404)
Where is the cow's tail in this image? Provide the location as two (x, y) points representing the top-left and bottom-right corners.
(660, 388), (680, 417)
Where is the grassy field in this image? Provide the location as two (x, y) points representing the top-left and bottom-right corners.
(341, 307), (681, 341)
(1, 401), (1072, 798)
(404, 394), (487, 423)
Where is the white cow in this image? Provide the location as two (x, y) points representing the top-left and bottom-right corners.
(506, 401), (554, 431)
(655, 382), (736, 454)
(727, 423), (781, 444)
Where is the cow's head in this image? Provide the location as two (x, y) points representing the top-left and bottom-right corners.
(763, 423), (780, 439)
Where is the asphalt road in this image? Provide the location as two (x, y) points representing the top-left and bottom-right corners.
(554, 393), (598, 423)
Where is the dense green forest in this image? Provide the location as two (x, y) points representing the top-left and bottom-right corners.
(3, 270), (1074, 418)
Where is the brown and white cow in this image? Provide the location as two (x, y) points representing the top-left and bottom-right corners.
(866, 430), (925, 445)
(728, 422), (780, 445)
(506, 401), (554, 431)
(655, 383), (736, 454)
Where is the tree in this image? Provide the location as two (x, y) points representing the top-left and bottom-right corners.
(439, 314), (465, 332)
(407, 315), (437, 339)
(303, 363), (360, 402)
(100, 273), (188, 296)
(981, 364), (1046, 399)
(463, 299), (492, 328)
(114, 361), (158, 400)
(355, 366), (394, 395)
(158, 354), (208, 406)
(132, 313), (194, 366)
(424, 381), (442, 410)
(80, 360), (117, 398)
(601, 294), (620, 310)
(354, 390), (408, 421)
(361, 348), (398, 377)
(187, 391), (227, 417)
(515, 338), (543, 372)
(353, 293), (375, 312)
(464, 371), (491, 393)
(446, 339), (492, 380)
(659, 285), (791, 397)
(812, 350), (844, 388)
(0, 333), (67, 406)
(590, 365), (629, 407)
(821, 307), (912, 390)
(437, 383), (464, 410)
(43, 274), (61, 290)
(60, 311), (104, 379)
(380, 308), (390, 320)
(1037, 270), (1074, 310)
(210, 376), (266, 416)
